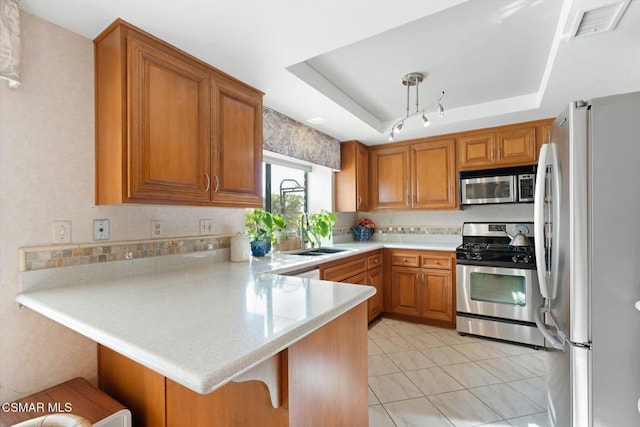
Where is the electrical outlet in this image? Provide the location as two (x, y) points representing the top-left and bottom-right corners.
(53, 221), (71, 244)
(93, 219), (110, 240)
(151, 220), (162, 238)
(199, 219), (213, 235)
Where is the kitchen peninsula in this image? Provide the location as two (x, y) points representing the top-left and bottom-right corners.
(16, 248), (376, 426)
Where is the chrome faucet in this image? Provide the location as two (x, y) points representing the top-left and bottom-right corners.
(300, 212), (309, 249)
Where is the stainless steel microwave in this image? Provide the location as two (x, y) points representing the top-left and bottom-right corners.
(460, 166), (536, 205)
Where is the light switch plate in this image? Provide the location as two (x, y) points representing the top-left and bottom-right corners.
(53, 221), (71, 244)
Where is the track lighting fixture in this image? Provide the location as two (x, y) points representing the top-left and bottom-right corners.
(388, 72), (444, 141)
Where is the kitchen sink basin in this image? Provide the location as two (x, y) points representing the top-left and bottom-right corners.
(293, 248), (347, 256)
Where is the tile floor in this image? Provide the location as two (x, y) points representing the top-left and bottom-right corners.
(368, 318), (550, 427)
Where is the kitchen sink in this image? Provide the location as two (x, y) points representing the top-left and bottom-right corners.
(293, 248), (347, 256)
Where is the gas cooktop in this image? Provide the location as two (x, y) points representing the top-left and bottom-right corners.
(456, 222), (536, 268)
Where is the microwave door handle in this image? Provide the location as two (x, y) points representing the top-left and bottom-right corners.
(534, 144), (551, 299)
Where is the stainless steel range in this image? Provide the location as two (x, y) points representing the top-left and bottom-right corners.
(456, 222), (544, 348)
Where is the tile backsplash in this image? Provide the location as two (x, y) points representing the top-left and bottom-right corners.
(20, 234), (233, 272)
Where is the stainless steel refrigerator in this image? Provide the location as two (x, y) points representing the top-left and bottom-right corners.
(533, 91), (640, 426)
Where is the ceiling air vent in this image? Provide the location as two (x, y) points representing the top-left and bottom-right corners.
(570, 1), (631, 38)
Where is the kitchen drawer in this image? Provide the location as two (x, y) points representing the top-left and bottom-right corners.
(391, 253), (420, 267)
(420, 254), (452, 270)
(367, 252), (382, 269)
(322, 258), (367, 282)
(341, 271), (368, 285)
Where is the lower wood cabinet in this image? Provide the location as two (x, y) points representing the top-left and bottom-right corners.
(386, 249), (455, 328)
(320, 250), (383, 322)
(98, 302), (369, 427)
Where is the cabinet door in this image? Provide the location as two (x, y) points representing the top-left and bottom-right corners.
(536, 121), (553, 157)
(355, 144), (370, 211)
(367, 266), (383, 321)
(334, 141), (369, 212)
(495, 127), (536, 166)
(211, 78), (263, 207)
(457, 133), (494, 170)
(370, 146), (410, 210)
(128, 36), (212, 203)
(390, 266), (421, 316)
(411, 139), (457, 209)
(420, 269), (454, 323)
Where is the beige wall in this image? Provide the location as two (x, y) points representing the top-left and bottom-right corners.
(0, 13), (245, 402)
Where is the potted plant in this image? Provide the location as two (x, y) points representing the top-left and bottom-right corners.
(303, 210), (337, 249)
(351, 217), (376, 241)
(245, 209), (278, 257)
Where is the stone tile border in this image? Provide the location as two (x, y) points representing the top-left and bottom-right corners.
(332, 226), (461, 236)
(20, 234), (233, 272)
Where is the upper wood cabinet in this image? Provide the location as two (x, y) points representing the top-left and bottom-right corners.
(211, 78), (263, 206)
(370, 138), (456, 210)
(458, 127), (536, 170)
(494, 127), (537, 166)
(536, 120), (553, 154)
(334, 140), (370, 212)
(457, 121), (554, 171)
(411, 139), (457, 209)
(456, 132), (495, 169)
(94, 19), (263, 207)
(370, 145), (410, 210)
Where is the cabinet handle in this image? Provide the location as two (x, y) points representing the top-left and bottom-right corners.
(403, 258), (408, 263)
(357, 195), (362, 208)
(214, 174), (220, 192)
(374, 259), (379, 264)
(434, 260), (440, 265)
(205, 173), (211, 192)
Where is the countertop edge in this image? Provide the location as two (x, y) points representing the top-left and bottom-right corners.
(16, 279), (376, 395)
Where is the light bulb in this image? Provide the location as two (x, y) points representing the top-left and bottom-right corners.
(438, 103), (445, 117)
(422, 114), (430, 127)
(395, 121), (403, 134)
(388, 132), (394, 142)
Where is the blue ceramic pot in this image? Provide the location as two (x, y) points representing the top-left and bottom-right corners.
(351, 226), (374, 241)
(250, 238), (271, 257)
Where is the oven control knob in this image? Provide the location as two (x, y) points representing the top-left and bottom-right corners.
(466, 253), (472, 260)
(512, 255), (518, 263)
(476, 254), (482, 261)
(523, 256), (530, 264)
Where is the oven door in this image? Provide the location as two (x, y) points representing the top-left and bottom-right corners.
(456, 264), (541, 323)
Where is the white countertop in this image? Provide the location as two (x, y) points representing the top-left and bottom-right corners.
(15, 239), (458, 395)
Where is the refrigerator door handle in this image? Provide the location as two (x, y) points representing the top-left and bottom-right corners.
(534, 143), (561, 300)
(534, 144), (551, 298)
(534, 303), (565, 350)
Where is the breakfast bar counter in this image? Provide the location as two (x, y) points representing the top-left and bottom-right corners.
(16, 252), (375, 426)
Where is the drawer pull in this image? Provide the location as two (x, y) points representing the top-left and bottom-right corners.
(403, 258), (408, 262)
(374, 259), (379, 263)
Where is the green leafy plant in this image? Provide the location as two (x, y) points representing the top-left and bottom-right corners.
(303, 210), (337, 248)
(246, 209), (286, 243)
